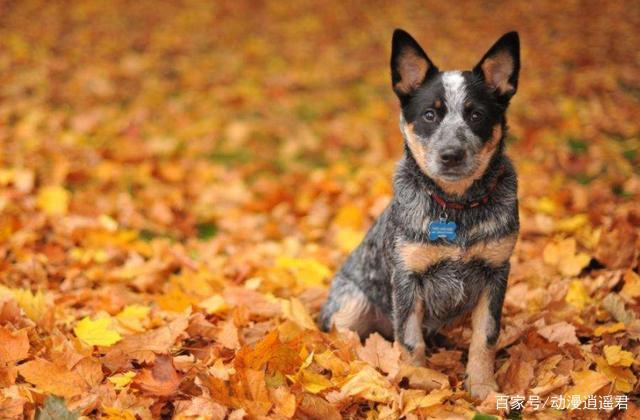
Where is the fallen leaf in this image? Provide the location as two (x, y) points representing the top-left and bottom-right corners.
(536, 321), (580, 346)
(565, 280), (590, 309)
(36, 186), (70, 216)
(276, 257), (332, 287)
(340, 364), (395, 403)
(115, 304), (150, 333)
(594, 322), (626, 336)
(603, 345), (634, 367)
(133, 354), (181, 397)
(36, 395), (79, 420)
(564, 370), (610, 401)
(356, 333), (401, 376)
(198, 294), (228, 314)
(296, 393), (341, 420)
(74, 317), (122, 347)
(621, 269), (640, 300)
(216, 318), (240, 349)
(269, 386), (297, 418)
(108, 371), (137, 389)
(11, 288), (47, 322)
(396, 364), (450, 391)
(594, 356), (637, 393)
(401, 388), (452, 416)
(280, 297), (317, 330)
(0, 327), (29, 365)
(19, 358), (88, 399)
(543, 238), (591, 276)
(602, 293), (636, 324)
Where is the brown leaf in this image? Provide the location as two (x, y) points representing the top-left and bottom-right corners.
(174, 396), (228, 419)
(133, 354), (182, 397)
(396, 364), (450, 391)
(296, 393), (341, 420)
(535, 321), (580, 346)
(104, 315), (189, 369)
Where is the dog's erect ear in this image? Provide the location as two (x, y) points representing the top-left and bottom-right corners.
(391, 29), (438, 103)
(473, 32), (520, 99)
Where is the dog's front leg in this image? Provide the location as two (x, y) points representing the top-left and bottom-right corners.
(391, 271), (426, 365)
(465, 264), (508, 400)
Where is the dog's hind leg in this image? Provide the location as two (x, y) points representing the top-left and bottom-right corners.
(319, 275), (392, 340)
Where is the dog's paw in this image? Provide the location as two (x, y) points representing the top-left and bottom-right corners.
(465, 379), (498, 400)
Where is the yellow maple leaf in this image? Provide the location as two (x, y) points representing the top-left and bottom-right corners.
(74, 317), (122, 347)
(275, 256), (332, 287)
(565, 280), (590, 309)
(116, 304), (150, 332)
(603, 345), (634, 367)
(108, 371), (136, 389)
(595, 355), (637, 393)
(36, 185), (69, 215)
(543, 237), (591, 276)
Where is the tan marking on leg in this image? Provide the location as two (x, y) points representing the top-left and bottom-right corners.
(466, 289), (498, 399)
(399, 242), (462, 272)
(404, 297), (426, 365)
(433, 124), (503, 197)
(465, 233), (517, 266)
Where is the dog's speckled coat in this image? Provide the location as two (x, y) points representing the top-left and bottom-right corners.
(320, 29), (521, 400)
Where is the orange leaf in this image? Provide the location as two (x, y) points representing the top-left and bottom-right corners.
(0, 327), (29, 365)
(18, 358), (88, 399)
(133, 354), (181, 397)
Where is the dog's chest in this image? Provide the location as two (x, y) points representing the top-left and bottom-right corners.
(398, 233), (516, 273)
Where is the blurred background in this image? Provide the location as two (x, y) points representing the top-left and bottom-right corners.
(0, 1), (639, 416)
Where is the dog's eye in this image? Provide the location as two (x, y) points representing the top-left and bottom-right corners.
(423, 109), (437, 122)
(470, 110), (484, 122)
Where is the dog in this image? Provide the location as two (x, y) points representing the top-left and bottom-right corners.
(320, 29), (520, 400)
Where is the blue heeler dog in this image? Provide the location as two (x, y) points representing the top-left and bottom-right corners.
(320, 29), (520, 400)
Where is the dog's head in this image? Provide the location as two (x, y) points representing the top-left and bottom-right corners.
(391, 29), (520, 195)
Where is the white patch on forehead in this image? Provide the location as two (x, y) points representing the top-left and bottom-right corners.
(442, 71), (467, 114)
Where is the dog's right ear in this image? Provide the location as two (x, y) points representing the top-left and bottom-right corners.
(391, 29), (438, 104)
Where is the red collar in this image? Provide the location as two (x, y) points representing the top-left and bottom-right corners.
(428, 165), (506, 210)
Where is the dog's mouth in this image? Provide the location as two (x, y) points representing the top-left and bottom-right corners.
(436, 166), (472, 181)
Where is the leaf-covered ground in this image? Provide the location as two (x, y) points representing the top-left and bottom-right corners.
(0, 1), (639, 419)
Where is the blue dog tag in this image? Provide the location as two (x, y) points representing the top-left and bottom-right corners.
(428, 220), (457, 241)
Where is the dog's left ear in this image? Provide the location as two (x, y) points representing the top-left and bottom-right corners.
(473, 32), (520, 100)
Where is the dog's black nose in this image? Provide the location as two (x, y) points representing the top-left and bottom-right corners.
(440, 148), (466, 167)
